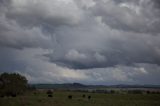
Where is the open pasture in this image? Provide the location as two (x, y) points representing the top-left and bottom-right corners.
(0, 91), (160, 106)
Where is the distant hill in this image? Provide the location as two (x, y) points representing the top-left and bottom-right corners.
(30, 83), (160, 89)
(31, 83), (87, 89)
(108, 84), (160, 89)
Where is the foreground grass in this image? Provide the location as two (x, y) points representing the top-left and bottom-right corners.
(0, 91), (160, 106)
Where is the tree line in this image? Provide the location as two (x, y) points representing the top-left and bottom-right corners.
(0, 73), (28, 97)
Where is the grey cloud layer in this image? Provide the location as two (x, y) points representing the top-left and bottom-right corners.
(0, 0), (160, 84)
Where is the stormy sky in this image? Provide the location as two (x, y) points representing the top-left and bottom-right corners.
(0, 0), (160, 85)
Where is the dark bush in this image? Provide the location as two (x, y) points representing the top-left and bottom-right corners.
(33, 92), (37, 95)
(11, 93), (17, 97)
(150, 91), (160, 94)
(110, 90), (115, 94)
(82, 94), (86, 98)
(0, 95), (4, 98)
(146, 90), (150, 94)
(128, 90), (143, 94)
(68, 95), (72, 99)
(88, 95), (91, 100)
(48, 94), (53, 97)
(46, 90), (53, 95)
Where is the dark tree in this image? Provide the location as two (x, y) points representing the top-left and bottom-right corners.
(0, 73), (28, 97)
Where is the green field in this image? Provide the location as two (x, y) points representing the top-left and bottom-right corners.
(0, 91), (160, 106)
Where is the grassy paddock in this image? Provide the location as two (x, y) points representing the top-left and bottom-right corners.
(0, 91), (160, 106)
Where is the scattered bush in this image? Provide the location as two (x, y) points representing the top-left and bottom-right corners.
(146, 90), (151, 94)
(68, 95), (72, 99)
(88, 95), (91, 100)
(46, 90), (53, 97)
(110, 90), (116, 94)
(46, 90), (53, 95)
(11, 93), (17, 97)
(48, 94), (53, 97)
(127, 90), (143, 94)
(0, 95), (4, 98)
(82, 94), (86, 98)
(33, 92), (37, 95)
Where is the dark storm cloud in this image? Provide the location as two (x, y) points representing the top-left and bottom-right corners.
(48, 34), (160, 69)
(91, 0), (160, 34)
(0, 0), (160, 84)
(47, 0), (160, 69)
(153, 0), (160, 8)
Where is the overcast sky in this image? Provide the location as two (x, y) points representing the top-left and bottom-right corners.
(0, 0), (160, 85)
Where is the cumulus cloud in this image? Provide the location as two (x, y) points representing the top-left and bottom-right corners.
(6, 0), (83, 27)
(0, 15), (52, 49)
(0, 0), (160, 84)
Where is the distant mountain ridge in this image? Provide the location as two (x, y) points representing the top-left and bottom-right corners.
(30, 83), (160, 89)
